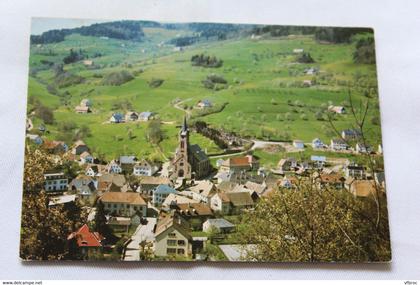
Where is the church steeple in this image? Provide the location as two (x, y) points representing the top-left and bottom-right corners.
(181, 116), (188, 133)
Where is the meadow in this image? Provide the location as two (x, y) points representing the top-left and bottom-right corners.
(27, 26), (382, 163)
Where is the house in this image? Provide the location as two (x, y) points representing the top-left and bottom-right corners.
(43, 140), (68, 154)
(109, 113), (125, 123)
(106, 160), (122, 174)
(189, 180), (216, 204)
(302, 80), (312, 87)
(293, 140), (305, 149)
(328, 105), (346, 114)
(345, 164), (366, 179)
(341, 129), (361, 140)
(72, 140), (89, 155)
(277, 158), (298, 172)
(125, 111), (139, 121)
(162, 193), (197, 208)
(209, 192), (231, 214)
(138, 111), (154, 121)
(69, 175), (97, 198)
(137, 176), (172, 197)
(44, 172), (68, 192)
(197, 99), (212, 109)
(97, 174), (126, 193)
(311, 155), (326, 169)
(330, 139), (348, 151)
(133, 159), (159, 176)
(226, 191), (254, 214)
(203, 219), (235, 234)
(244, 181), (267, 199)
(304, 67), (318, 75)
(154, 213), (192, 258)
(279, 176), (298, 189)
(85, 164), (106, 177)
(82, 60), (94, 67)
(312, 138), (324, 149)
(153, 184), (178, 206)
(100, 192), (147, 217)
(356, 143), (373, 154)
(220, 155), (259, 172)
(172, 203), (214, 230)
(348, 180), (381, 198)
(318, 173), (345, 189)
(118, 155), (138, 173)
(75, 105), (91, 114)
(80, 151), (94, 164)
(170, 203), (214, 231)
(67, 224), (104, 260)
(26, 134), (43, 145)
(80, 99), (92, 107)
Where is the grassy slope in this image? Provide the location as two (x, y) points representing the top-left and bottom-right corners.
(27, 31), (383, 163)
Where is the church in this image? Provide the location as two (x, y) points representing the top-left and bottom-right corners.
(171, 117), (211, 180)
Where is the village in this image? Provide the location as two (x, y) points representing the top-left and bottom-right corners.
(25, 100), (386, 261)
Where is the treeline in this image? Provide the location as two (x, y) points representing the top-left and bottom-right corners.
(252, 25), (373, 43)
(31, 20), (146, 44)
(193, 121), (228, 149)
(169, 23), (247, 47)
(191, 54), (223, 68)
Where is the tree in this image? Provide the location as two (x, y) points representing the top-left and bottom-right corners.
(94, 201), (113, 239)
(237, 180), (390, 262)
(139, 240), (154, 260)
(23, 145), (57, 192)
(146, 119), (163, 144)
(35, 104), (54, 124)
(20, 191), (74, 260)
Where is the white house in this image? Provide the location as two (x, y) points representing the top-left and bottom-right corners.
(44, 172), (68, 192)
(26, 134), (43, 145)
(312, 138), (324, 149)
(109, 113), (125, 123)
(341, 129), (361, 140)
(133, 159), (159, 176)
(197, 99), (212, 109)
(80, 151), (94, 164)
(311, 155), (326, 168)
(328, 105), (346, 114)
(356, 143), (372, 154)
(209, 192), (231, 214)
(138, 111), (153, 121)
(189, 180), (216, 204)
(203, 219), (235, 233)
(345, 164), (366, 179)
(106, 160), (122, 174)
(293, 140), (305, 149)
(101, 192), (147, 218)
(330, 139), (348, 151)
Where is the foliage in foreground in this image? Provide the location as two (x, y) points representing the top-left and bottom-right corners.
(237, 181), (391, 262)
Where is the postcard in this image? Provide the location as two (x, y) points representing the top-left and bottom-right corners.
(20, 18), (390, 262)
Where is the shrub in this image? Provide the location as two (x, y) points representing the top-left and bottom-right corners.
(101, 70), (134, 86)
(148, 78), (164, 88)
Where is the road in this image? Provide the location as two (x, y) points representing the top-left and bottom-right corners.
(173, 98), (193, 117)
(123, 217), (157, 261)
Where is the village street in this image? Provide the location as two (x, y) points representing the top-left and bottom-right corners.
(123, 217), (157, 261)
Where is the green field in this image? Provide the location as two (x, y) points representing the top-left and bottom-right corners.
(27, 24), (382, 164)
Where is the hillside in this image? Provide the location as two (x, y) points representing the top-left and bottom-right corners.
(26, 22), (381, 163)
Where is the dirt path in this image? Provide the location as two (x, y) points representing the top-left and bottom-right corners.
(173, 98), (193, 117)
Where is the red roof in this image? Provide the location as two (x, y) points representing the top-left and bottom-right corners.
(228, 156), (250, 167)
(68, 224), (103, 247)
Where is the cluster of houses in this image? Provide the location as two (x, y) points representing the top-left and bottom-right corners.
(110, 111), (154, 123)
(27, 114), (386, 261)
